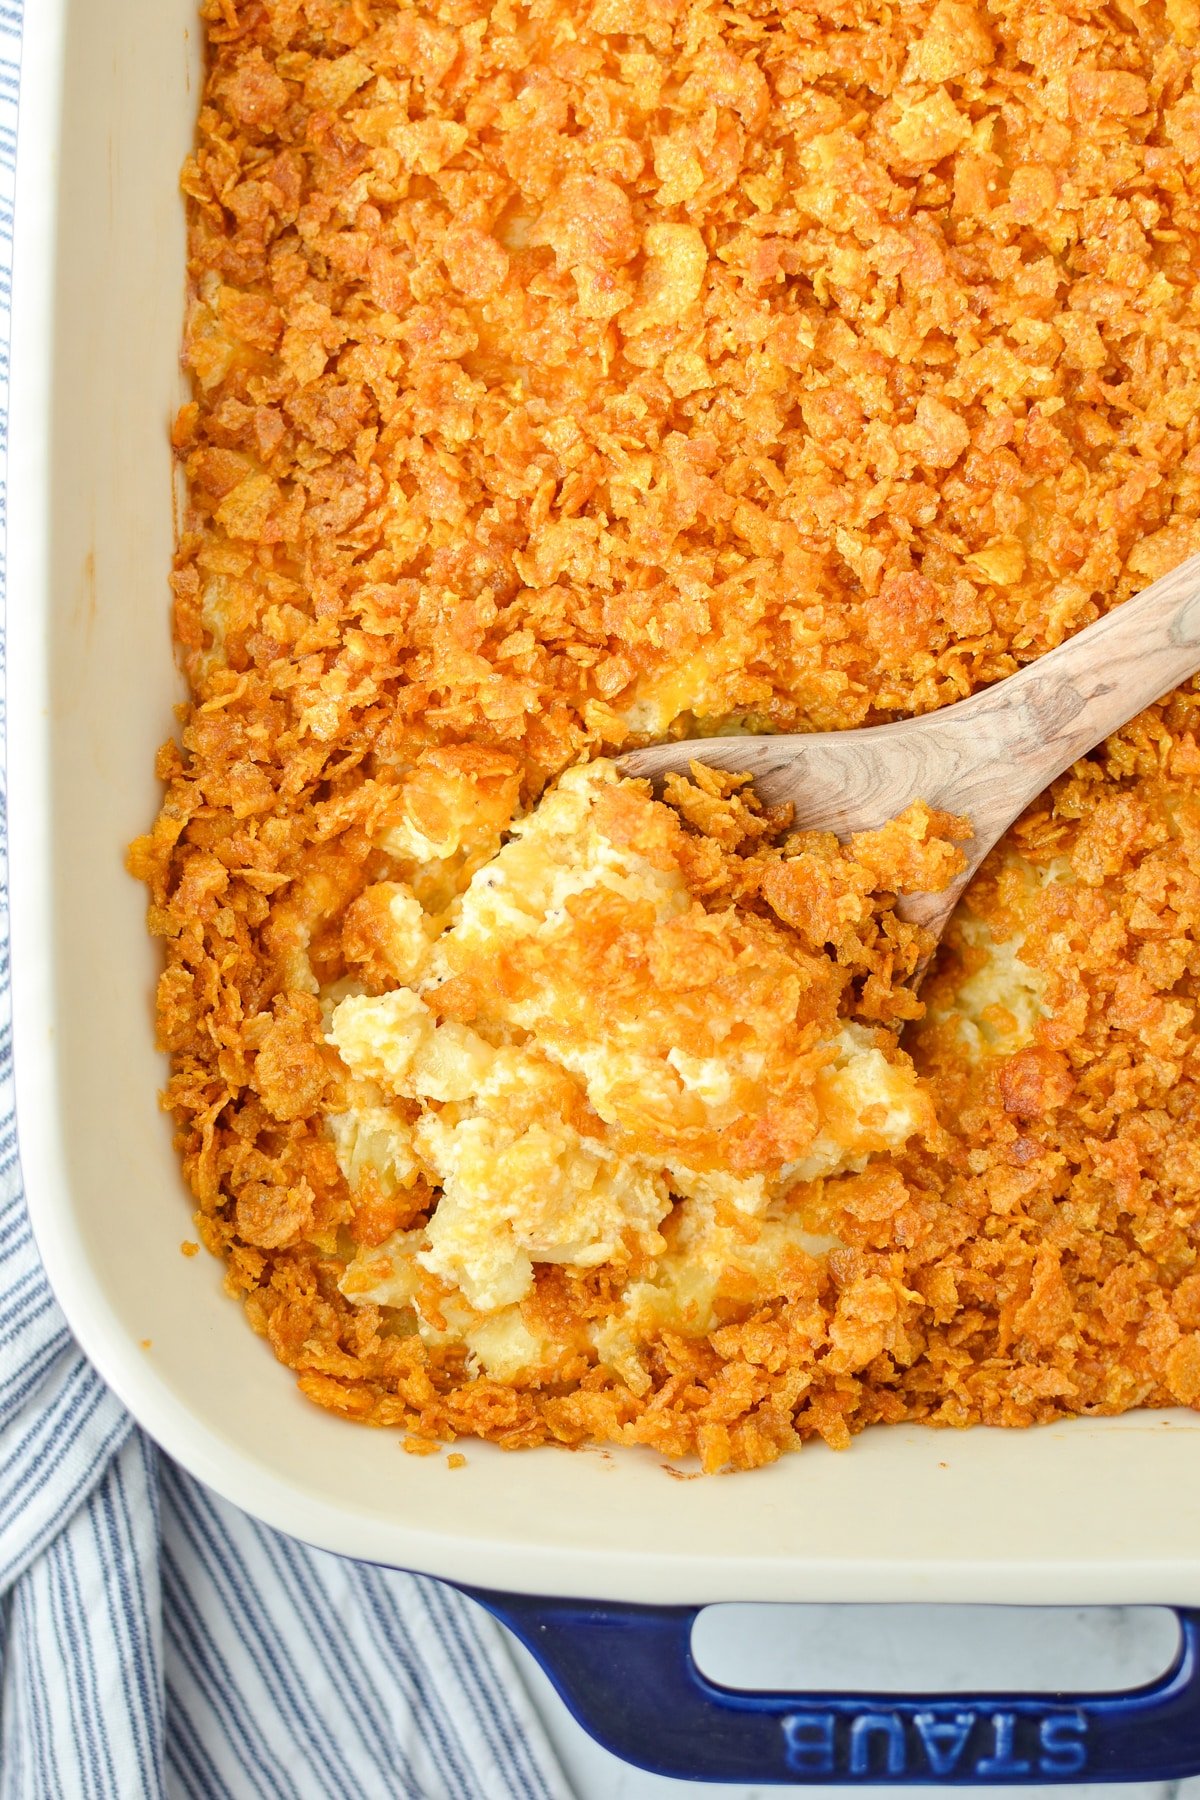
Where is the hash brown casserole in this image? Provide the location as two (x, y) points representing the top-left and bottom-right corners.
(132, 0), (1200, 1470)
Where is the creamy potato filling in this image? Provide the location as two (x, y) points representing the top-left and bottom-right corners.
(326, 761), (938, 1377)
(928, 857), (1073, 1059)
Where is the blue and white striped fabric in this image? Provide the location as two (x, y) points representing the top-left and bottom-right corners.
(0, 11), (569, 1796)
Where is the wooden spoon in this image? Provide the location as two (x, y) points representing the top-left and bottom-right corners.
(620, 552), (1200, 961)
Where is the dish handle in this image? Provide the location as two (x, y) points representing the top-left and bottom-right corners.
(462, 1589), (1200, 1784)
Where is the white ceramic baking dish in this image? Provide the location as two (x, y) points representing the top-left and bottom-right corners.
(13, 0), (1200, 1781)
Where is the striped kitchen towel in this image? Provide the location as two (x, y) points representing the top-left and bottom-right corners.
(0, 8), (570, 1797)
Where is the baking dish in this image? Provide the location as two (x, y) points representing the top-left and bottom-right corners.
(12, 0), (1200, 1781)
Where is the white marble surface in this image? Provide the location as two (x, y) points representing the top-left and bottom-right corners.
(506, 1604), (1193, 1799)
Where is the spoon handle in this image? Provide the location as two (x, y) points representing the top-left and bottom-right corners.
(948, 549), (1200, 815)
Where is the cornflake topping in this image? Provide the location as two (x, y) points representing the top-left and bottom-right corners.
(132, 0), (1200, 1471)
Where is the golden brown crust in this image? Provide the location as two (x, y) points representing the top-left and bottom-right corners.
(134, 0), (1200, 1471)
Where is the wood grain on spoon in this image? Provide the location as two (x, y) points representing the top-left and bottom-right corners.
(621, 552), (1200, 955)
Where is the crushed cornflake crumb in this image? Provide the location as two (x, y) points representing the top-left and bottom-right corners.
(132, 0), (1200, 1473)
(181, 1241), (200, 1258)
(447, 1452), (467, 1469)
(403, 1435), (443, 1457)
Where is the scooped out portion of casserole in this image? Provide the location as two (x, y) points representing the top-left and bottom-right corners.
(326, 758), (963, 1388)
(135, 0), (1200, 1468)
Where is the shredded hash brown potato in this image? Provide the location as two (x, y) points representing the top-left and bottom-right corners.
(131, 0), (1200, 1470)
(328, 763), (963, 1387)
